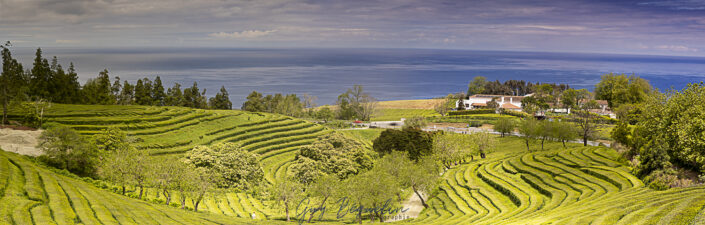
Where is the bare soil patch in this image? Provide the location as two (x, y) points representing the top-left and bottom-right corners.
(0, 128), (43, 156)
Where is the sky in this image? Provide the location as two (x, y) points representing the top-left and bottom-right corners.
(1, 0), (705, 56)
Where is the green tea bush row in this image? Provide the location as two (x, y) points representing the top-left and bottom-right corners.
(214, 120), (305, 144)
(239, 123), (318, 148)
(204, 119), (297, 143)
(448, 109), (496, 116)
(248, 129), (327, 153)
(205, 117), (286, 136)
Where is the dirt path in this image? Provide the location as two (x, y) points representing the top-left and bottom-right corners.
(386, 191), (424, 222)
(0, 128), (43, 156)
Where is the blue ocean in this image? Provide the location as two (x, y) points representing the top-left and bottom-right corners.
(11, 48), (705, 108)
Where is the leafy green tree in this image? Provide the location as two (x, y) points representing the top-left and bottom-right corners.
(242, 91), (265, 112)
(521, 95), (549, 115)
(315, 106), (335, 122)
(90, 127), (130, 152)
(152, 76), (167, 106)
(20, 98), (51, 127)
(182, 166), (219, 212)
(272, 179), (305, 222)
(574, 100), (601, 146)
(473, 130), (497, 157)
(594, 73), (652, 108)
(402, 116), (427, 129)
(537, 120), (554, 150)
(630, 83), (705, 174)
(291, 132), (374, 184)
(304, 174), (341, 222)
(494, 117), (515, 137)
(611, 121), (632, 147)
(183, 143), (264, 190)
(165, 83), (184, 106)
(433, 132), (474, 168)
(560, 88), (590, 113)
(434, 95), (453, 116)
(38, 125), (98, 177)
(148, 159), (189, 206)
(1, 42), (27, 124)
(82, 69), (115, 104)
(337, 85), (376, 120)
(552, 121), (579, 148)
(467, 76), (487, 96)
(208, 86), (232, 109)
(356, 165), (400, 222)
(518, 118), (541, 151)
(406, 156), (440, 208)
(94, 127), (136, 194)
(373, 128), (435, 161)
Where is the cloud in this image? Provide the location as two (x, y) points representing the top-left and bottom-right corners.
(55, 39), (80, 44)
(208, 30), (277, 39)
(638, 0), (705, 10)
(515, 25), (587, 31)
(653, 45), (698, 52)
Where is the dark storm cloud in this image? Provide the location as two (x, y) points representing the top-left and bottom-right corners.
(0, 0), (704, 56)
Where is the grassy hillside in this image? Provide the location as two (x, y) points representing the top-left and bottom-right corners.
(413, 137), (705, 224)
(7, 104), (331, 220)
(5, 104), (705, 224)
(0, 150), (272, 225)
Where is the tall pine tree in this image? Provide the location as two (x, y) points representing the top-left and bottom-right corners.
(30, 48), (53, 100)
(208, 86), (232, 109)
(165, 83), (184, 106)
(152, 76), (166, 106)
(1, 42), (28, 125)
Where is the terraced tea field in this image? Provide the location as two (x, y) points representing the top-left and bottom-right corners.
(414, 138), (705, 225)
(0, 150), (268, 225)
(6, 104), (705, 224)
(7, 104), (330, 219)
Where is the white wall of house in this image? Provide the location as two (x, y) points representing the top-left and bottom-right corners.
(455, 95), (524, 110)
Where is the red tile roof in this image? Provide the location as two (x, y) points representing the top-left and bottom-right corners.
(501, 103), (521, 109)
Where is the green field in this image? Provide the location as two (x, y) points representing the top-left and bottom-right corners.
(4, 104), (705, 224)
(371, 109), (439, 121)
(413, 137), (705, 224)
(0, 150), (273, 225)
(7, 104), (331, 220)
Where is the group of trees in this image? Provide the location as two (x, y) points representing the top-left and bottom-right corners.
(242, 85), (378, 121)
(241, 91), (312, 117)
(95, 74), (232, 110)
(594, 73), (652, 108)
(289, 132), (375, 185)
(467, 76), (570, 96)
(336, 85), (377, 121)
(611, 83), (705, 188)
(516, 118), (580, 151)
(37, 126), (262, 212)
(276, 149), (440, 223)
(0, 43), (233, 126)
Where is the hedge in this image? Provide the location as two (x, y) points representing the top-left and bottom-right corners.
(448, 109), (496, 116)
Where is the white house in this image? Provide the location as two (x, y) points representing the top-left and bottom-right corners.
(455, 94), (531, 111)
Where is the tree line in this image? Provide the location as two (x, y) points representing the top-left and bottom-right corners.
(242, 84), (378, 121)
(466, 76), (570, 97)
(0, 43), (232, 125)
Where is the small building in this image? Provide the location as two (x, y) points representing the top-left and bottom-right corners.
(455, 94), (530, 111)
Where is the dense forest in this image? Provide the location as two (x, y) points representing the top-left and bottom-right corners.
(0, 43), (232, 125)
